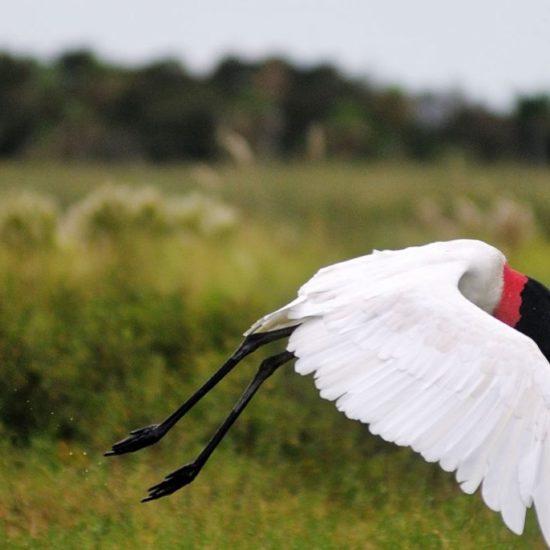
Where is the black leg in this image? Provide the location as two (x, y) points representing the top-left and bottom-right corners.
(141, 350), (295, 502)
(105, 326), (297, 456)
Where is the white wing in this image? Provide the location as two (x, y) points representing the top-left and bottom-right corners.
(249, 247), (550, 544)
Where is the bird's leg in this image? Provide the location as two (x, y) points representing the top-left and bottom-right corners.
(141, 350), (295, 502)
(105, 326), (298, 456)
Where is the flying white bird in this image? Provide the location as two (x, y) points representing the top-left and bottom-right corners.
(106, 239), (550, 545)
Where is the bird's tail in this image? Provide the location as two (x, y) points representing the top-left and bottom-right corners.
(244, 296), (305, 336)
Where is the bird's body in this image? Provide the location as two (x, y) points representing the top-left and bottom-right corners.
(247, 239), (550, 541)
(107, 239), (550, 546)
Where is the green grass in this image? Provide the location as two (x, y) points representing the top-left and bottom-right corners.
(0, 160), (550, 548)
(1, 437), (544, 549)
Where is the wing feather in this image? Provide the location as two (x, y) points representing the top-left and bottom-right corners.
(534, 439), (550, 543)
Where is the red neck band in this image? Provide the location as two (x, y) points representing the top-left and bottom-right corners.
(493, 263), (528, 327)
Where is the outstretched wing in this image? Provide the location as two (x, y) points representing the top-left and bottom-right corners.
(252, 252), (550, 543)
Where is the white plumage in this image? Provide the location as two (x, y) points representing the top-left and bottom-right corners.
(246, 239), (550, 543)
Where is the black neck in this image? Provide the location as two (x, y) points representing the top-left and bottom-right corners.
(515, 277), (550, 363)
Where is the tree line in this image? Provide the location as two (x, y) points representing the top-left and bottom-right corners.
(1, 49), (549, 163)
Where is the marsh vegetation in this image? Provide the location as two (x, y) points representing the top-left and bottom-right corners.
(1, 160), (549, 548)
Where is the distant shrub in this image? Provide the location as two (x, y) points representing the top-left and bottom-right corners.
(167, 192), (238, 236)
(63, 185), (169, 243)
(415, 195), (536, 248)
(0, 192), (59, 249)
(64, 185), (238, 244)
(491, 197), (536, 247)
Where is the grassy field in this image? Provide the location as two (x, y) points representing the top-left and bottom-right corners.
(1, 160), (550, 548)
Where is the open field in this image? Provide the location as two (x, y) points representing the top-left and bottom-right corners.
(0, 160), (550, 548)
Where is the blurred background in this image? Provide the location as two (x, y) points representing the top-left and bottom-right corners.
(1, 1), (550, 547)
(1, 0), (550, 164)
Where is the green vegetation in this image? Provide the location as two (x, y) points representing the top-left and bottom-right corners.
(1, 160), (550, 548)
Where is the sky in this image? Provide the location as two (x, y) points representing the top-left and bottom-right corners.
(1, 0), (550, 111)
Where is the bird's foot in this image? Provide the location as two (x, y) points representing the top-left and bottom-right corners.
(141, 462), (200, 502)
(105, 424), (163, 456)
